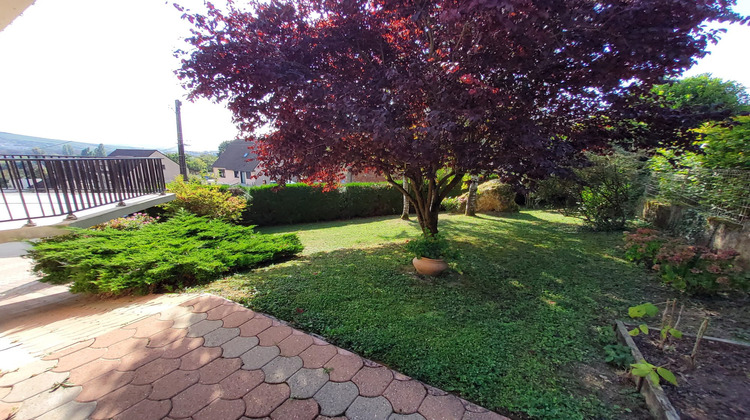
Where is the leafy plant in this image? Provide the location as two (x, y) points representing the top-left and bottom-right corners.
(161, 179), (247, 222)
(92, 213), (159, 231)
(29, 211), (302, 295)
(604, 344), (635, 368)
(405, 233), (454, 260)
(624, 229), (665, 267)
(627, 303), (658, 337)
(630, 362), (678, 387)
(441, 197), (462, 213)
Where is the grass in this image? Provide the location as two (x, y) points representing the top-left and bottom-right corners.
(195, 211), (663, 419)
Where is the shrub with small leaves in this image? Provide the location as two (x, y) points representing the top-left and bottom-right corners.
(92, 213), (159, 231)
(604, 344), (635, 368)
(405, 233), (454, 260)
(161, 179), (247, 222)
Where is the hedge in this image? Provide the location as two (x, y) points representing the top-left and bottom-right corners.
(241, 182), (403, 225)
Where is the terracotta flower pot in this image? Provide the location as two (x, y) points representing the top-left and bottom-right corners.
(412, 257), (448, 276)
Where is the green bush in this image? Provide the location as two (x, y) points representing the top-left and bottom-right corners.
(441, 197), (463, 213)
(161, 179), (247, 222)
(241, 182), (402, 225)
(404, 233), (454, 259)
(29, 211), (303, 295)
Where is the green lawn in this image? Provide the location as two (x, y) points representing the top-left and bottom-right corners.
(196, 211), (658, 419)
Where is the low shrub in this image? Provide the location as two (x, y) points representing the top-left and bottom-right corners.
(162, 179), (246, 222)
(29, 211), (303, 295)
(405, 234), (454, 260)
(441, 197), (463, 213)
(92, 213), (159, 231)
(624, 228), (747, 295)
(241, 182), (402, 225)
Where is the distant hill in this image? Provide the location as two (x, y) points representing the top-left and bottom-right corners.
(0, 132), (215, 156)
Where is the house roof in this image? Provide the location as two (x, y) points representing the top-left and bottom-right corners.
(212, 141), (259, 172)
(108, 149), (160, 158)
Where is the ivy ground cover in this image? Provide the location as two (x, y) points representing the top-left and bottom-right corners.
(195, 211), (665, 419)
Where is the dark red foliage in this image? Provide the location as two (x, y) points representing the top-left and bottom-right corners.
(176, 0), (746, 234)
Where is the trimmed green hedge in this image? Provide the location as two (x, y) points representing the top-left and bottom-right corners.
(241, 182), (403, 225)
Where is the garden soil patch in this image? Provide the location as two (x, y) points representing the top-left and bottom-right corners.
(633, 334), (750, 419)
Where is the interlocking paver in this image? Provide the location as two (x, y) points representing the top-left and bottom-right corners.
(162, 336), (204, 358)
(418, 394), (465, 420)
(221, 309), (256, 328)
(90, 384), (150, 419)
(75, 370), (134, 402)
(313, 381), (359, 417)
(10, 384), (81, 420)
(132, 357), (181, 385)
(258, 325), (293, 346)
(132, 318), (174, 338)
(169, 383), (222, 418)
(52, 347), (107, 372)
(187, 319), (223, 337)
(158, 305), (192, 321)
(186, 295), (227, 313)
(278, 333), (314, 357)
(147, 327), (188, 348)
(0, 386), (10, 400)
(43, 339), (94, 361)
(206, 303), (244, 320)
(102, 337), (149, 359)
(288, 368), (329, 399)
(199, 357), (243, 384)
(271, 398), (319, 420)
(36, 400), (96, 420)
(219, 369), (265, 399)
(353, 366), (394, 397)
(389, 413), (426, 420)
(383, 380), (426, 414)
(241, 345), (280, 370)
(149, 370), (200, 400)
(243, 382), (290, 418)
(347, 395), (394, 420)
(299, 345), (337, 369)
(0, 359), (57, 387)
(180, 346), (222, 370)
(3, 370), (70, 402)
(90, 328), (136, 348)
(113, 398), (171, 420)
(324, 353), (363, 382)
(262, 356), (303, 383)
(194, 398), (246, 420)
(222, 336), (260, 358)
(204, 327), (241, 347)
(116, 345), (164, 370)
(239, 316), (273, 337)
(171, 312), (208, 329)
(68, 357), (121, 384)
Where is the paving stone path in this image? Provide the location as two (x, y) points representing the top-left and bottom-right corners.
(0, 294), (507, 420)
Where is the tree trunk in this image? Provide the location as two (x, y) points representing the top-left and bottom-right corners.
(465, 174), (479, 216)
(400, 174), (410, 220)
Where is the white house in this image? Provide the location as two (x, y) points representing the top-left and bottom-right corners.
(108, 149), (181, 182)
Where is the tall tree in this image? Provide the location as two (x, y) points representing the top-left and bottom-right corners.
(94, 143), (107, 157)
(61, 144), (75, 155)
(80, 147), (93, 157)
(177, 0), (746, 236)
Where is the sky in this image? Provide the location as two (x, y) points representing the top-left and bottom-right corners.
(0, 0), (749, 152)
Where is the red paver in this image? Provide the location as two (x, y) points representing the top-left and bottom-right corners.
(243, 382), (290, 418)
(352, 366), (394, 397)
(206, 303), (244, 320)
(324, 353), (363, 382)
(132, 357), (181, 385)
(91, 328), (136, 348)
(187, 295), (227, 313)
(258, 325), (293, 346)
(221, 309), (256, 328)
(132, 318), (174, 338)
(52, 346), (107, 372)
(278, 334), (314, 357)
(271, 398), (319, 420)
(169, 383), (222, 418)
(149, 370), (200, 400)
(239, 316), (273, 337)
(299, 345), (338, 369)
(76, 370), (135, 402)
(117, 346), (165, 371)
(147, 327), (188, 348)
(113, 398), (171, 420)
(180, 346), (222, 370)
(419, 394), (465, 419)
(102, 337), (149, 359)
(68, 357), (121, 384)
(90, 383), (151, 419)
(383, 380), (427, 414)
(194, 398), (246, 420)
(199, 357), (243, 384)
(43, 338), (95, 361)
(219, 369), (265, 399)
(162, 336), (204, 358)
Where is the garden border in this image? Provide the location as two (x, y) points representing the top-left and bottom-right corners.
(614, 320), (680, 420)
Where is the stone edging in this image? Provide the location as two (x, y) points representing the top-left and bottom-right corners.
(613, 320), (680, 420)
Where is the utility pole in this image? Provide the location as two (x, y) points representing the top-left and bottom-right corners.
(174, 99), (188, 181)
